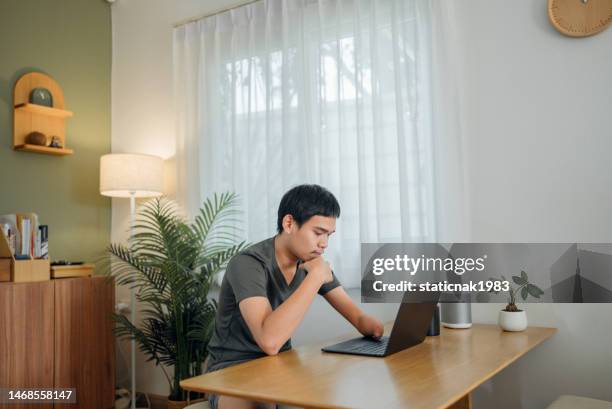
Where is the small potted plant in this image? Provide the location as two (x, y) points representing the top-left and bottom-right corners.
(490, 271), (544, 332)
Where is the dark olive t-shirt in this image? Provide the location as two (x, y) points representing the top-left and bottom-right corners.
(205, 236), (341, 372)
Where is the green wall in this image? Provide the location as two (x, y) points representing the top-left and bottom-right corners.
(0, 0), (111, 263)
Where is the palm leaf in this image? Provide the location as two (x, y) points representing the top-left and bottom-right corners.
(99, 194), (246, 399)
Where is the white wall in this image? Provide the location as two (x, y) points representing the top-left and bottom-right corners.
(110, 0), (246, 397)
(111, 0), (612, 406)
(455, 1), (612, 408)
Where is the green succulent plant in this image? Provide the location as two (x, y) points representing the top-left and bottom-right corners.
(490, 270), (544, 312)
(101, 193), (246, 401)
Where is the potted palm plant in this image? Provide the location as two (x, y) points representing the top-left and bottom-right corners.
(490, 271), (544, 332)
(102, 193), (246, 408)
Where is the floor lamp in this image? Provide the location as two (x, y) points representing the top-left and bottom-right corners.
(100, 153), (164, 409)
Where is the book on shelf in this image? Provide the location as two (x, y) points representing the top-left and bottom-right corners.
(39, 225), (48, 259)
(20, 217), (30, 256)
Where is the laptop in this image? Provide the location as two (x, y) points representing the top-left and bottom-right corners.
(321, 292), (440, 357)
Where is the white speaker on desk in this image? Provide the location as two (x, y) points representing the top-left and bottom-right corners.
(441, 303), (472, 329)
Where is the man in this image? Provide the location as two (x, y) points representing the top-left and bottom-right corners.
(205, 184), (384, 409)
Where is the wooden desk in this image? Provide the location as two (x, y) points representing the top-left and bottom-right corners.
(181, 324), (556, 409)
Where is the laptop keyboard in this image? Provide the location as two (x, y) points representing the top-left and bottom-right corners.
(324, 336), (390, 356)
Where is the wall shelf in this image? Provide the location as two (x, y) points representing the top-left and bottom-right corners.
(14, 144), (74, 156)
(14, 103), (73, 118)
(13, 72), (75, 156)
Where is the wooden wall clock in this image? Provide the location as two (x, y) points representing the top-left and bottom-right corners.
(548, 0), (612, 37)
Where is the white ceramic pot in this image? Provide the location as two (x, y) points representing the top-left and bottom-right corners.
(498, 310), (528, 332)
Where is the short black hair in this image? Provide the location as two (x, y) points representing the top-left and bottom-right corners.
(277, 184), (340, 234)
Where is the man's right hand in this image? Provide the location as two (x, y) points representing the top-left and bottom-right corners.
(301, 256), (333, 285)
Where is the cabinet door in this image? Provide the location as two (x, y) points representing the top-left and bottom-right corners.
(0, 281), (54, 409)
(54, 277), (115, 409)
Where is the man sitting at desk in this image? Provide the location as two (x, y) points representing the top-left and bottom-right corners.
(205, 184), (384, 409)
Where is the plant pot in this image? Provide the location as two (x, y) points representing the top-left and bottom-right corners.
(167, 397), (207, 409)
(498, 310), (528, 332)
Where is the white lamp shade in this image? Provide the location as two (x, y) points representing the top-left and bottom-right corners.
(100, 153), (164, 198)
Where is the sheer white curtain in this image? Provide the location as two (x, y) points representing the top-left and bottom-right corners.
(174, 0), (465, 287)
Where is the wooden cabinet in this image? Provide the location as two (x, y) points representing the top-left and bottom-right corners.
(0, 281), (54, 409)
(0, 277), (115, 409)
(54, 277), (115, 409)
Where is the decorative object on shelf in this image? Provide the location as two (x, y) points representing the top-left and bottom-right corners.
(29, 87), (53, 107)
(25, 131), (48, 146)
(548, 0), (612, 37)
(49, 136), (63, 148)
(101, 194), (246, 407)
(489, 271), (544, 332)
(13, 72), (74, 155)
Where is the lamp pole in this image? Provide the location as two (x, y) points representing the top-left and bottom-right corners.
(99, 153), (164, 409)
(130, 192), (136, 409)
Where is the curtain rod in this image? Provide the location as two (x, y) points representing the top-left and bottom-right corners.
(173, 0), (262, 28)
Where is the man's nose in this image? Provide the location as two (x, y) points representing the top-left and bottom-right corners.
(319, 236), (328, 248)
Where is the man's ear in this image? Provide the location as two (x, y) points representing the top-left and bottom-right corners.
(282, 214), (296, 234)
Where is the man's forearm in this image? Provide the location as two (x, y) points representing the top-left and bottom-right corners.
(259, 274), (321, 354)
(323, 286), (366, 329)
